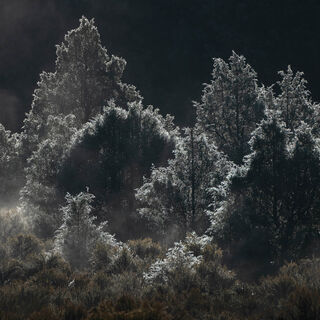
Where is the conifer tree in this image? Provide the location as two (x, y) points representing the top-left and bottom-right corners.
(212, 111), (320, 267)
(21, 16), (140, 158)
(136, 128), (230, 239)
(276, 66), (314, 131)
(195, 52), (264, 164)
(54, 191), (117, 269)
(19, 18), (143, 237)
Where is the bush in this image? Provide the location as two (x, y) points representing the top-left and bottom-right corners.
(127, 238), (163, 261)
(64, 302), (87, 320)
(0, 281), (52, 318)
(86, 296), (171, 320)
(32, 268), (69, 288)
(8, 234), (43, 260)
(277, 286), (320, 320)
(28, 306), (60, 320)
(90, 242), (118, 272)
(110, 248), (138, 274)
(247, 258), (320, 319)
(107, 271), (143, 298)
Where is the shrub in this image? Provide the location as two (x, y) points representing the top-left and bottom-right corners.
(277, 286), (320, 320)
(54, 192), (118, 270)
(64, 302), (87, 320)
(90, 242), (118, 272)
(86, 296), (171, 320)
(143, 233), (213, 287)
(28, 306), (60, 320)
(110, 247), (138, 274)
(127, 238), (163, 261)
(8, 234), (43, 260)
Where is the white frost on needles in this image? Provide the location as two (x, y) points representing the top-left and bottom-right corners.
(143, 232), (212, 284)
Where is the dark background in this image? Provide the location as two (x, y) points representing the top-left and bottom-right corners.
(1, 0), (320, 131)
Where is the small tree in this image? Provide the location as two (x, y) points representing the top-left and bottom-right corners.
(143, 233), (210, 286)
(54, 191), (117, 269)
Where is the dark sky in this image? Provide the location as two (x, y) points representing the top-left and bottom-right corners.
(1, 0), (320, 131)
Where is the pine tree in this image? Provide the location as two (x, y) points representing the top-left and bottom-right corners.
(136, 128), (230, 240)
(195, 52), (264, 164)
(54, 191), (117, 269)
(19, 17), (143, 238)
(21, 16), (141, 159)
(213, 111), (320, 268)
(276, 66), (315, 131)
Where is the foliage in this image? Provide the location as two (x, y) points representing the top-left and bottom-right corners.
(127, 238), (163, 261)
(195, 51), (265, 164)
(58, 102), (174, 239)
(22, 16), (140, 156)
(19, 17), (143, 239)
(54, 191), (118, 269)
(276, 66), (316, 131)
(8, 234), (43, 260)
(137, 128), (230, 239)
(211, 111), (320, 273)
(20, 118), (76, 238)
(86, 296), (171, 320)
(144, 233), (215, 287)
(0, 229), (318, 320)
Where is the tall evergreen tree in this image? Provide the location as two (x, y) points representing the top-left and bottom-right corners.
(136, 128), (230, 240)
(195, 52), (264, 164)
(19, 17), (143, 238)
(276, 66), (315, 131)
(212, 112), (320, 268)
(21, 16), (140, 158)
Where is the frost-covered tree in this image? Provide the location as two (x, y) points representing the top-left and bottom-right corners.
(276, 66), (315, 131)
(144, 233), (211, 285)
(212, 112), (320, 267)
(54, 191), (117, 269)
(21, 16), (141, 159)
(19, 17), (144, 238)
(195, 52), (265, 164)
(136, 128), (230, 239)
(20, 115), (78, 238)
(143, 232), (235, 296)
(57, 102), (175, 240)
